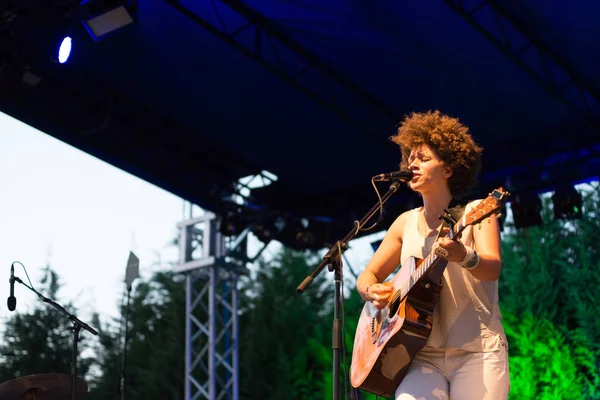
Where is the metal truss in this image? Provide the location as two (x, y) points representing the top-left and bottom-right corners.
(176, 212), (248, 400)
(163, 0), (398, 146)
(443, 0), (600, 132)
(479, 141), (600, 197)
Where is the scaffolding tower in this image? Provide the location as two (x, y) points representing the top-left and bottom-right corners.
(175, 211), (248, 400)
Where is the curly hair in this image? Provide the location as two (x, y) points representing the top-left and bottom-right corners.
(391, 110), (482, 198)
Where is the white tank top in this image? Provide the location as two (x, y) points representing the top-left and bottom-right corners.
(400, 200), (508, 352)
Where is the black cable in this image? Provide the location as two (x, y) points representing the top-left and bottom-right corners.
(11, 261), (36, 295)
(357, 178), (386, 232)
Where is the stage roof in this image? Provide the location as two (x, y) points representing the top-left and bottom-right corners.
(2, 0), (599, 247)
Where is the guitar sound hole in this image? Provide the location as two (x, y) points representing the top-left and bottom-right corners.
(388, 300), (399, 317)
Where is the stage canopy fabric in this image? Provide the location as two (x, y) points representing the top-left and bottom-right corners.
(2, 0), (599, 247)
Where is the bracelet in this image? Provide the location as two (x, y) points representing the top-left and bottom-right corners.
(460, 248), (480, 270)
(365, 284), (374, 301)
(459, 246), (474, 265)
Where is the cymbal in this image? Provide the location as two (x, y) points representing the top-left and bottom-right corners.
(0, 373), (88, 400)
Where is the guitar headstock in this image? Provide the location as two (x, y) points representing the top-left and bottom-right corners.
(463, 187), (511, 227)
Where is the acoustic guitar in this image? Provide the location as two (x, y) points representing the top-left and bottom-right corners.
(350, 188), (510, 397)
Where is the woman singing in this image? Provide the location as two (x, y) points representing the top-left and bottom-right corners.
(356, 110), (509, 400)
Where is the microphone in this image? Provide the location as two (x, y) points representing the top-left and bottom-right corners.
(372, 169), (414, 182)
(7, 264), (16, 311)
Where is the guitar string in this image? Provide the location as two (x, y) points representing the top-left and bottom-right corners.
(371, 200), (500, 327)
(373, 217), (467, 324)
(382, 206), (494, 319)
(373, 204), (496, 325)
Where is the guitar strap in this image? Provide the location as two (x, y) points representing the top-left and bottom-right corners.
(434, 198), (467, 241)
(428, 198), (467, 284)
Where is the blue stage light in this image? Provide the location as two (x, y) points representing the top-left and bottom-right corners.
(58, 37), (72, 64)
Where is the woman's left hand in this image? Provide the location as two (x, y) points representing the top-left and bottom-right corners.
(434, 227), (467, 263)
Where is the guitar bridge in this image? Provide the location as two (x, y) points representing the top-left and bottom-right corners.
(371, 318), (378, 344)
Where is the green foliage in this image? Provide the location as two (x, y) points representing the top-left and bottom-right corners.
(237, 247), (385, 400)
(0, 265), (94, 382)
(86, 270), (186, 400)
(503, 312), (583, 399)
(238, 248), (333, 399)
(84, 313), (121, 400)
(500, 183), (600, 399)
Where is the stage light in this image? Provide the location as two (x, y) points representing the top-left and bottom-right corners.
(295, 218), (317, 250)
(552, 186), (582, 219)
(254, 215), (285, 244)
(219, 203), (246, 237)
(291, 217), (332, 251)
(46, 24), (75, 65)
(83, 2), (135, 41)
(511, 193), (542, 229)
(57, 37), (72, 64)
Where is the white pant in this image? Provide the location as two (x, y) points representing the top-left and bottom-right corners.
(395, 345), (510, 400)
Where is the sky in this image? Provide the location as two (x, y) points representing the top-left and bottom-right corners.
(0, 111), (381, 332)
(0, 111), (189, 326)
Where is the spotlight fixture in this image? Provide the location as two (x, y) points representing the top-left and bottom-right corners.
(82, 0), (136, 41)
(57, 36), (72, 64)
(46, 31), (74, 65)
(552, 185), (582, 219)
(43, 17), (76, 65)
(511, 193), (543, 229)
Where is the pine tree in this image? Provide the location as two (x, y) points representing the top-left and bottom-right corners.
(238, 248), (335, 399)
(85, 270), (186, 400)
(0, 265), (94, 382)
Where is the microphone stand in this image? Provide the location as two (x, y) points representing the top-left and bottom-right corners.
(12, 276), (98, 400)
(296, 180), (404, 400)
(119, 284), (133, 400)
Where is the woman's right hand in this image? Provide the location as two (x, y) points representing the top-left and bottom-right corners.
(366, 283), (392, 310)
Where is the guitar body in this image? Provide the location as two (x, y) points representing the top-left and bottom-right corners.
(350, 256), (446, 397)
